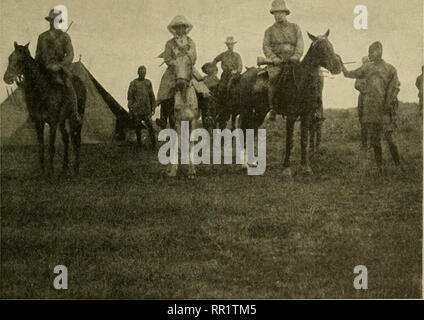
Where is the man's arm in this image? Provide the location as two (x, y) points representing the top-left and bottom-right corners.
(212, 52), (224, 65)
(236, 53), (243, 73)
(291, 24), (304, 61)
(187, 38), (197, 65)
(342, 64), (367, 79)
(384, 68), (400, 112)
(35, 35), (43, 62)
(62, 33), (74, 65)
(148, 81), (156, 112)
(127, 81), (135, 110)
(163, 40), (175, 67)
(263, 28), (278, 61)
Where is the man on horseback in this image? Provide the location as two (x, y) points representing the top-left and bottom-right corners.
(263, 0), (304, 121)
(35, 9), (80, 124)
(156, 15), (208, 129)
(213, 36), (243, 126)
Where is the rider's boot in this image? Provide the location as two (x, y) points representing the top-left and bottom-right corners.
(64, 77), (81, 125)
(267, 86), (277, 121)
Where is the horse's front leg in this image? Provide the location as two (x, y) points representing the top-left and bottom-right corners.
(316, 124), (322, 151)
(48, 123), (58, 175)
(300, 112), (313, 175)
(59, 123), (70, 174)
(168, 121), (180, 177)
(35, 122), (45, 174)
(187, 120), (196, 178)
(70, 123), (82, 175)
(282, 115), (295, 177)
(309, 120), (316, 153)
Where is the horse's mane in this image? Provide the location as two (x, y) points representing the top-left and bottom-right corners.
(20, 48), (56, 86)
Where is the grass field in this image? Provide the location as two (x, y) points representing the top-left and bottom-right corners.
(1, 103), (422, 299)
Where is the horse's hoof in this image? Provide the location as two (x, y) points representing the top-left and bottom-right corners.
(266, 111), (276, 122)
(282, 167), (293, 178)
(167, 167), (177, 177)
(188, 174), (196, 180)
(248, 161), (258, 168)
(301, 166), (313, 176)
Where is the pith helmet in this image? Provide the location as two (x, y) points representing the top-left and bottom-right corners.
(225, 36), (237, 45)
(270, 0), (291, 15)
(167, 15), (193, 35)
(45, 8), (62, 21)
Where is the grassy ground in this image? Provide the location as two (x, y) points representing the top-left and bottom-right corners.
(1, 103), (422, 299)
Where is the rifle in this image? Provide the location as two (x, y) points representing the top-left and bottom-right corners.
(257, 56), (356, 66)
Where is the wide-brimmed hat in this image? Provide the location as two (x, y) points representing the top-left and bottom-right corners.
(45, 8), (62, 21)
(270, 0), (291, 15)
(167, 15), (193, 36)
(225, 36), (237, 45)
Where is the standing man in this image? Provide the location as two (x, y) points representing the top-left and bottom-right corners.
(127, 66), (156, 149)
(416, 66), (423, 117)
(263, 0), (304, 121)
(354, 56), (371, 150)
(35, 9), (80, 123)
(341, 42), (402, 174)
(213, 36), (243, 108)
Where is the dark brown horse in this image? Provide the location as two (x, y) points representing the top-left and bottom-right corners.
(237, 30), (341, 176)
(3, 42), (86, 175)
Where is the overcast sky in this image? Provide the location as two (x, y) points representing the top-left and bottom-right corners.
(1, 0), (423, 109)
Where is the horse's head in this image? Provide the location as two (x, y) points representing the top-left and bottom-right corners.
(173, 55), (193, 92)
(3, 42), (31, 85)
(306, 30), (341, 75)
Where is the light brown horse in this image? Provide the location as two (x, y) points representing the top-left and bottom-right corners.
(3, 42), (86, 175)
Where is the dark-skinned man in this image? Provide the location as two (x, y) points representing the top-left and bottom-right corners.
(341, 42), (402, 175)
(127, 66), (156, 149)
(35, 9), (80, 124)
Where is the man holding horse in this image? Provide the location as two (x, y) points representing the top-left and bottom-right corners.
(127, 66), (156, 149)
(341, 41), (402, 174)
(35, 9), (80, 124)
(263, 0), (304, 121)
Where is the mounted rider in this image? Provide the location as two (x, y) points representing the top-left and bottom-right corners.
(263, 0), (304, 121)
(35, 9), (80, 124)
(156, 15), (209, 108)
(213, 36), (243, 107)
